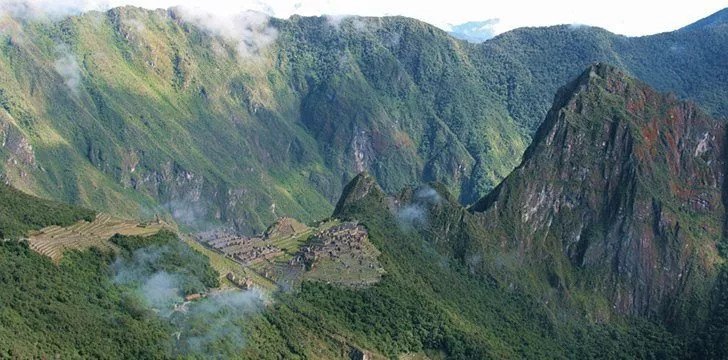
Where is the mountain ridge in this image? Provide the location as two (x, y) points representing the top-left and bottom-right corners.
(0, 63), (719, 357)
(680, 8), (728, 31)
(1, 6), (727, 234)
(469, 63), (725, 329)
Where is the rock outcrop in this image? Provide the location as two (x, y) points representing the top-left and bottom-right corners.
(472, 63), (726, 320)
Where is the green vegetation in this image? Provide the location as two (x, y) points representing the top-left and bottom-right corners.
(0, 240), (169, 358)
(297, 175), (683, 358)
(2, 7), (728, 359)
(0, 230), (227, 359)
(2, 8), (725, 233)
(0, 182), (95, 239)
(112, 231), (219, 295)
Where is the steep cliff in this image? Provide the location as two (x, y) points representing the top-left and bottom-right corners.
(471, 63), (725, 323)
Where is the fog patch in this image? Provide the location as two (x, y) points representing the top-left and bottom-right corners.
(397, 204), (427, 230)
(0, 0), (87, 21)
(568, 23), (591, 30)
(172, 289), (263, 355)
(54, 44), (83, 96)
(175, 7), (277, 60)
(165, 199), (209, 230)
(396, 186), (442, 231)
(669, 43), (685, 54)
(449, 19), (499, 43)
(112, 245), (188, 312)
(122, 17), (145, 33)
(325, 14), (349, 29)
(113, 243), (264, 356)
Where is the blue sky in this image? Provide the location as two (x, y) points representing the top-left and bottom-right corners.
(2, 0), (726, 36)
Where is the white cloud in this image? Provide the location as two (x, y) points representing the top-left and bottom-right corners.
(174, 7), (277, 59)
(54, 45), (83, 95)
(0, 0), (726, 37)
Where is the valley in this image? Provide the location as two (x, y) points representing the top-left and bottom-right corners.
(1, 4), (728, 360)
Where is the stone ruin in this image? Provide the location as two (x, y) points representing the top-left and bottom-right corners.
(291, 222), (372, 270)
(193, 216), (308, 265)
(226, 272), (255, 290)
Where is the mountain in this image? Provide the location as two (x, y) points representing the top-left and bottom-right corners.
(0, 7), (526, 233)
(448, 20), (499, 42)
(323, 64), (728, 357)
(2, 63), (722, 357)
(470, 63), (725, 329)
(0, 6), (727, 235)
(680, 8), (728, 31)
(475, 18), (728, 133)
(0, 172), (684, 359)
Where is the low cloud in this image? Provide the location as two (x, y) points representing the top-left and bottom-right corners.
(53, 45), (83, 96)
(414, 186), (442, 204)
(112, 245), (188, 311)
(113, 243), (264, 356)
(172, 289), (263, 355)
(449, 19), (500, 43)
(175, 7), (277, 60)
(325, 14), (349, 29)
(165, 199), (209, 230)
(397, 204), (427, 230)
(0, 0), (86, 21)
(396, 186), (442, 231)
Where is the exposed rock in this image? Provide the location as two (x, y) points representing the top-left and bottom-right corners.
(0, 114), (36, 167)
(472, 63), (725, 321)
(184, 293), (201, 302)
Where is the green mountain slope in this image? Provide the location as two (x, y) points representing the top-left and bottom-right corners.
(4, 63), (721, 358)
(475, 18), (728, 133)
(0, 7), (727, 233)
(0, 181), (94, 239)
(0, 174), (685, 359)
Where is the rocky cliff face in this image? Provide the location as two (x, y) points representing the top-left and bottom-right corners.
(471, 64), (726, 320)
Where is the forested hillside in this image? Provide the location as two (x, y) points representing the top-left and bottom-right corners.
(0, 7), (726, 233)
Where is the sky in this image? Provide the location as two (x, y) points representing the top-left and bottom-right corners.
(2, 0), (727, 36)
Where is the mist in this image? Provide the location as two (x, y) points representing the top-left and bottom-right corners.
(396, 186), (442, 231)
(165, 199), (210, 230)
(175, 7), (278, 59)
(1, 0), (279, 60)
(53, 45), (83, 96)
(0, 0), (86, 20)
(172, 289), (263, 356)
(113, 243), (264, 356)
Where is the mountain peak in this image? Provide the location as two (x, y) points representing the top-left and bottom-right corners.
(333, 172), (384, 216)
(563, 62), (631, 96)
(448, 19), (499, 43)
(471, 65), (725, 319)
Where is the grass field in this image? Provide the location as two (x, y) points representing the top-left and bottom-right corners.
(27, 213), (166, 262)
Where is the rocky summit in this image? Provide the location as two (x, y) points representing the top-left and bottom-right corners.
(472, 63), (725, 323)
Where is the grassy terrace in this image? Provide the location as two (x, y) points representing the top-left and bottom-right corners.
(26, 213), (166, 262)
